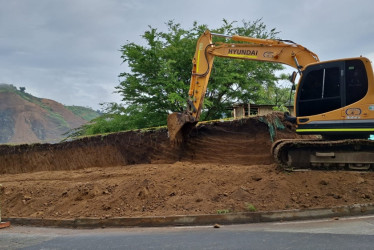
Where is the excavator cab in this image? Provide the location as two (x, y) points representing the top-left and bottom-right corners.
(295, 57), (373, 138)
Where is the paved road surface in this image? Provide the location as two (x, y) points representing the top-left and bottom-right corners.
(1, 215), (374, 249)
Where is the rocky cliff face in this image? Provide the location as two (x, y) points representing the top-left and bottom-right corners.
(0, 84), (98, 144)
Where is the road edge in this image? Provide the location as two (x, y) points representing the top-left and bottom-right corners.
(3, 203), (374, 229)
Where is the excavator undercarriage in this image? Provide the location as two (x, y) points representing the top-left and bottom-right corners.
(272, 139), (374, 171)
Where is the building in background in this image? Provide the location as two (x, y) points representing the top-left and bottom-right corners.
(231, 103), (294, 118)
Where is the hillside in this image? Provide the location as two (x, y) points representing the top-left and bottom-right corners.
(65, 105), (101, 121)
(0, 84), (100, 144)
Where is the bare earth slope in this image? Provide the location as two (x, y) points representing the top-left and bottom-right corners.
(0, 114), (373, 219)
(0, 88), (88, 144)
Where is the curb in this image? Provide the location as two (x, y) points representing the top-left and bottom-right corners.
(0, 184), (11, 229)
(0, 221), (10, 229)
(3, 203), (374, 229)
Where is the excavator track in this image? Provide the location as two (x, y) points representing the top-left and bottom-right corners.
(272, 139), (374, 171)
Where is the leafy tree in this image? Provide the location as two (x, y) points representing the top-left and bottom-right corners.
(257, 73), (294, 106)
(82, 19), (289, 135)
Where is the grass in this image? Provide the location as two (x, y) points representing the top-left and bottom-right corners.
(47, 112), (69, 130)
(216, 209), (231, 214)
(65, 105), (101, 121)
(62, 109), (276, 143)
(245, 203), (256, 212)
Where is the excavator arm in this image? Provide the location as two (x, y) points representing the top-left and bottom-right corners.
(168, 30), (319, 143)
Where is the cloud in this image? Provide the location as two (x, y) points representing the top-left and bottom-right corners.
(0, 0), (373, 110)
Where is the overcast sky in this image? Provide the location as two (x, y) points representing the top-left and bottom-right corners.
(1, 0), (374, 110)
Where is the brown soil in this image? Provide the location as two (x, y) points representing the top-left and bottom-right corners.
(0, 113), (373, 219)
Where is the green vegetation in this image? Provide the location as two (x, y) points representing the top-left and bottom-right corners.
(0, 84), (17, 93)
(272, 104), (290, 113)
(1, 84), (38, 105)
(245, 203), (256, 212)
(47, 111), (69, 130)
(0, 84), (54, 112)
(216, 209), (231, 214)
(65, 105), (101, 121)
(77, 19), (293, 136)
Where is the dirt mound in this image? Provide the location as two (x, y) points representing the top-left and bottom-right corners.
(1, 163), (373, 220)
(1, 113), (373, 220)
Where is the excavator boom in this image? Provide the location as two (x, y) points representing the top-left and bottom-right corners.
(168, 30), (319, 143)
(168, 30), (374, 171)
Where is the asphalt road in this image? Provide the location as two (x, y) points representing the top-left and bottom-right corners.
(1, 215), (374, 249)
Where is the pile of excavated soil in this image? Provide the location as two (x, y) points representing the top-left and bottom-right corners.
(0, 113), (373, 219)
(1, 163), (373, 219)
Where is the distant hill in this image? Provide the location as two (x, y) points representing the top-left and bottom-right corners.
(0, 84), (101, 144)
(65, 105), (101, 121)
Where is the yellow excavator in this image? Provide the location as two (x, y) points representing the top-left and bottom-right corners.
(167, 30), (374, 170)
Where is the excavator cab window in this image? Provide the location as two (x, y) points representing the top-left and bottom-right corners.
(297, 59), (368, 117)
(345, 60), (368, 105)
(298, 62), (342, 116)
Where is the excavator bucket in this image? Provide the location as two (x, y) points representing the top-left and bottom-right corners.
(167, 112), (197, 144)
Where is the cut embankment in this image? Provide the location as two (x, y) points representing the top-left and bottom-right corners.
(0, 113), (296, 174)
